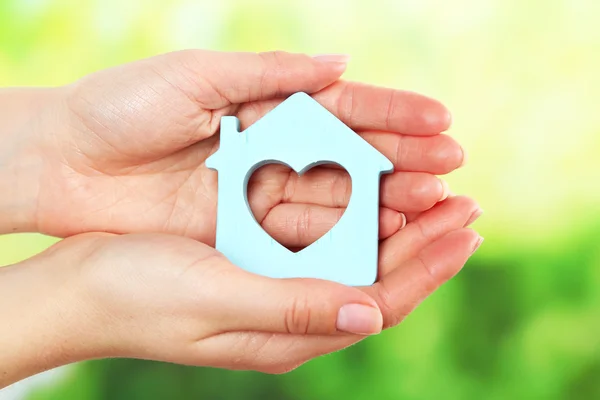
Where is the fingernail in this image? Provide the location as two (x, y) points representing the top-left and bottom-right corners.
(439, 179), (451, 201)
(460, 146), (468, 167)
(471, 236), (484, 254)
(312, 53), (351, 64)
(399, 213), (407, 229)
(336, 304), (383, 335)
(464, 208), (483, 227)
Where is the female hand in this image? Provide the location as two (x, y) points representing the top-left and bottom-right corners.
(0, 195), (481, 388)
(1, 50), (464, 246)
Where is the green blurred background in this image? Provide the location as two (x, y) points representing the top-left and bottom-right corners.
(1, 0), (599, 398)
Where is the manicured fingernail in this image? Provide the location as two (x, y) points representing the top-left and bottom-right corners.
(312, 54), (351, 64)
(460, 146), (468, 167)
(439, 179), (451, 201)
(472, 236), (484, 254)
(465, 208), (484, 227)
(336, 304), (383, 335)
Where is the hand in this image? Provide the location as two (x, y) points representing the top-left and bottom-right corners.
(0, 194), (481, 387)
(1, 50), (465, 246)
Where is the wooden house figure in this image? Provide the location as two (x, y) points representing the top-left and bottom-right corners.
(205, 92), (393, 286)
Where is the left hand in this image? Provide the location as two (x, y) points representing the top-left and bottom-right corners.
(2, 50), (464, 247)
(0, 194), (481, 387)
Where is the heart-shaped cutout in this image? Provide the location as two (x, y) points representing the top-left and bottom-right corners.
(247, 161), (352, 253)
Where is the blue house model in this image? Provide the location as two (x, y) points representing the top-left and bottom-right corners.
(205, 92), (393, 286)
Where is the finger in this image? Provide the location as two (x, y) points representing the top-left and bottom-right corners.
(185, 50), (349, 109)
(236, 81), (451, 135)
(189, 229), (482, 373)
(282, 169), (449, 212)
(366, 228), (482, 328)
(381, 208), (406, 238)
(402, 189), (458, 223)
(261, 204), (404, 248)
(190, 229), (482, 372)
(378, 196), (482, 277)
(191, 330), (358, 374)
(380, 173), (449, 212)
(320, 132), (465, 175)
(213, 264), (383, 336)
(214, 229), (480, 338)
(314, 81), (452, 135)
(359, 132), (466, 174)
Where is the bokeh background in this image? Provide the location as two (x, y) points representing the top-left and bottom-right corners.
(1, 0), (600, 398)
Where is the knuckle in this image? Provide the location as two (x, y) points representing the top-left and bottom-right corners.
(384, 89), (397, 130)
(414, 218), (430, 241)
(269, 50), (290, 67)
(392, 134), (404, 166)
(257, 51), (274, 67)
(281, 168), (298, 202)
(296, 205), (313, 244)
(284, 295), (312, 335)
(375, 281), (407, 329)
(256, 52), (274, 98)
(415, 253), (439, 291)
(331, 170), (352, 206)
(336, 82), (357, 124)
(257, 51), (290, 96)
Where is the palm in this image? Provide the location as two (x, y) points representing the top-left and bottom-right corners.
(36, 50), (462, 247)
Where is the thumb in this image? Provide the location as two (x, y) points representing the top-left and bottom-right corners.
(212, 261), (383, 336)
(184, 50), (350, 108)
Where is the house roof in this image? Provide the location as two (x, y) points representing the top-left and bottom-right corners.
(206, 92), (393, 173)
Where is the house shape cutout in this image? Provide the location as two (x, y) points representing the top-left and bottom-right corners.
(205, 92), (393, 286)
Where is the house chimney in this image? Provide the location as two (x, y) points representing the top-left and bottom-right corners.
(219, 116), (242, 148)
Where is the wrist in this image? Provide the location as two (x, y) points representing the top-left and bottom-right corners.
(0, 87), (67, 234)
(0, 237), (111, 388)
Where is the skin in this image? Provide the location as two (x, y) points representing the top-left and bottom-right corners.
(0, 50), (482, 388)
(1, 50), (464, 242)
